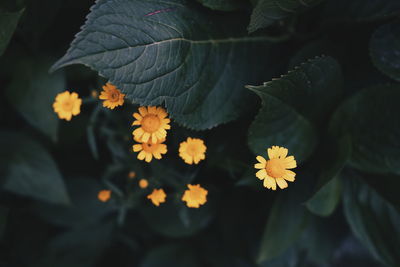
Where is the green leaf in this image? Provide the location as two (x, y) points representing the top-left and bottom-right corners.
(0, 131), (69, 204)
(329, 84), (400, 175)
(247, 56), (343, 163)
(140, 243), (200, 267)
(370, 22), (400, 82)
(248, 0), (324, 33)
(0, 8), (24, 56)
(257, 178), (310, 263)
(51, 0), (274, 130)
(140, 197), (215, 238)
(305, 177), (342, 217)
(196, 0), (246, 11)
(343, 176), (400, 266)
(6, 59), (65, 142)
(323, 0), (400, 22)
(33, 177), (116, 228)
(36, 222), (114, 267)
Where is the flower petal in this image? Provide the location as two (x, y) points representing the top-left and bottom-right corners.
(138, 107), (148, 116)
(268, 147), (278, 159)
(277, 147), (288, 158)
(137, 150), (146, 160)
(133, 112), (142, 120)
(283, 156), (297, 169)
(133, 144), (142, 152)
(254, 163), (265, 169)
(276, 178), (288, 189)
(256, 156), (266, 164)
(256, 169), (267, 180)
(263, 176), (276, 190)
(282, 170), (296, 182)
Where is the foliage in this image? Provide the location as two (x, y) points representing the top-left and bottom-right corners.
(0, 0), (399, 266)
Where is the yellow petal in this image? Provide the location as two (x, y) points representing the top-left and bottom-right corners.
(277, 147), (288, 158)
(138, 150), (146, 160)
(284, 156), (297, 169)
(151, 133), (157, 144)
(282, 170), (296, 182)
(142, 132), (150, 142)
(263, 176), (276, 190)
(138, 107), (148, 116)
(133, 112), (142, 120)
(145, 153), (152, 162)
(276, 178), (288, 189)
(267, 147), (278, 159)
(133, 144), (142, 152)
(254, 163), (265, 169)
(133, 127), (144, 137)
(256, 169), (267, 180)
(256, 156), (266, 164)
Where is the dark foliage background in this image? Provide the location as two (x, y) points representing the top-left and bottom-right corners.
(0, 0), (399, 266)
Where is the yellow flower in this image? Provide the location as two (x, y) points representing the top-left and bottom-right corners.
(179, 137), (206, 165)
(139, 178), (149, 189)
(99, 83), (125, 109)
(254, 146), (297, 190)
(52, 91), (82, 121)
(98, 190), (111, 202)
(128, 171), (136, 179)
(182, 184), (208, 208)
(132, 138), (167, 163)
(132, 106), (171, 143)
(147, 188), (166, 206)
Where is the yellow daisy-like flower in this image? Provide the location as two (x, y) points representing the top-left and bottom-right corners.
(98, 190), (111, 202)
(99, 83), (125, 109)
(139, 178), (149, 189)
(254, 146), (297, 190)
(132, 138), (167, 163)
(147, 188), (166, 206)
(179, 137), (206, 165)
(132, 106), (171, 143)
(52, 91), (82, 121)
(182, 184), (208, 208)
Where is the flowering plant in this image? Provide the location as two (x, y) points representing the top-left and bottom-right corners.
(1, 0), (399, 266)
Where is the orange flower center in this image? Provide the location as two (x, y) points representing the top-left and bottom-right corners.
(109, 92), (119, 102)
(186, 144), (199, 156)
(141, 115), (161, 133)
(265, 159), (285, 178)
(62, 100), (73, 111)
(142, 142), (159, 152)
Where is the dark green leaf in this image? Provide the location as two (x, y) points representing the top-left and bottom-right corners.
(140, 243), (199, 267)
(36, 222), (114, 267)
(0, 131), (69, 204)
(343, 176), (400, 266)
(305, 177), (341, 217)
(140, 197), (215, 238)
(33, 177), (116, 228)
(329, 84), (400, 175)
(6, 59), (65, 142)
(248, 0), (324, 33)
(196, 0), (246, 11)
(257, 179), (310, 263)
(247, 56), (343, 163)
(51, 0), (274, 129)
(370, 22), (400, 82)
(0, 8), (24, 56)
(323, 0), (400, 22)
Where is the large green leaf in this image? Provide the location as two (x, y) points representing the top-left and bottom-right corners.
(196, 0), (246, 11)
(0, 131), (69, 204)
(248, 0), (324, 33)
(343, 176), (400, 266)
(370, 22), (400, 82)
(323, 0), (400, 22)
(257, 175), (311, 264)
(51, 0), (274, 129)
(247, 56), (343, 163)
(6, 59), (65, 142)
(329, 85), (400, 175)
(0, 8), (24, 56)
(305, 177), (341, 217)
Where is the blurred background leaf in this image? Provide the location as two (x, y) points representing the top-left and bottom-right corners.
(343, 175), (400, 266)
(0, 7), (24, 56)
(0, 131), (69, 205)
(5, 58), (65, 142)
(370, 22), (400, 82)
